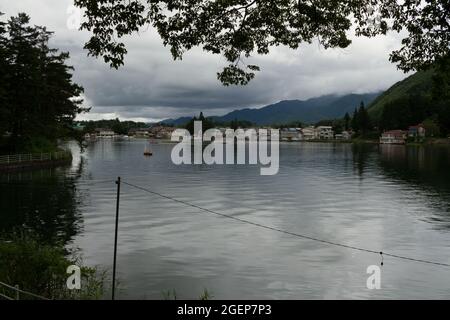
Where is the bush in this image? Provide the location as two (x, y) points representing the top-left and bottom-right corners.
(0, 234), (107, 300)
(24, 137), (59, 154)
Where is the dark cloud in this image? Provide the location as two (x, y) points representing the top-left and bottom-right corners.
(3, 0), (411, 122)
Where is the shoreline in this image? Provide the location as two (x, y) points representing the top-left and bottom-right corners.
(94, 136), (450, 146)
(0, 153), (72, 173)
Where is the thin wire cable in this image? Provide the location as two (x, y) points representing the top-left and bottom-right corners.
(76, 179), (117, 186)
(122, 180), (450, 268)
(0, 281), (50, 300)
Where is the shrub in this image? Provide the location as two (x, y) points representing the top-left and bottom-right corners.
(0, 234), (107, 300)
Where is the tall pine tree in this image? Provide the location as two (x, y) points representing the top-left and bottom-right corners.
(344, 112), (351, 131)
(351, 108), (359, 132)
(358, 101), (371, 135)
(0, 13), (87, 152)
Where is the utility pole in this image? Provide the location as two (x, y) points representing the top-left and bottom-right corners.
(112, 177), (121, 300)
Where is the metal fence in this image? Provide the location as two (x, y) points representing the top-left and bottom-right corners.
(0, 151), (71, 165)
(0, 281), (49, 300)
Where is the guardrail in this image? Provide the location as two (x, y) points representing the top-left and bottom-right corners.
(0, 151), (71, 165)
(0, 281), (49, 300)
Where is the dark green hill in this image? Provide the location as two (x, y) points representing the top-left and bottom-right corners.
(368, 70), (435, 120)
(368, 67), (450, 136)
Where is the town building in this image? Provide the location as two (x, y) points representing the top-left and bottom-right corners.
(280, 128), (302, 141)
(342, 131), (353, 140)
(150, 126), (177, 139)
(128, 128), (151, 138)
(408, 124), (426, 141)
(316, 126), (334, 140)
(380, 130), (407, 144)
(301, 127), (316, 140)
(335, 130), (353, 140)
(95, 128), (115, 138)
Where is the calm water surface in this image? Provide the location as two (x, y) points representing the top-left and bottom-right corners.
(1, 140), (450, 299)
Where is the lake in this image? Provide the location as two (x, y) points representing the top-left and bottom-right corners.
(1, 140), (450, 299)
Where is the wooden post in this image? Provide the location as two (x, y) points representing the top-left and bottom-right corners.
(15, 285), (19, 300)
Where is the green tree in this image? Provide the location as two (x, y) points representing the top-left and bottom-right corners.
(75, 1), (449, 85)
(437, 99), (450, 137)
(344, 112), (351, 131)
(185, 116), (198, 135)
(351, 108), (359, 132)
(423, 118), (441, 138)
(0, 14), (8, 138)
(0, 13), (87, 153)
(379, 94), (438, 132)
(230, 118), (239, 130)
(111, 118), (124, 134)
(315, 120), (334, 127)
(432, 55), (450, 114)
(332, 120), (344, 135)
(358, 102), (371, 135)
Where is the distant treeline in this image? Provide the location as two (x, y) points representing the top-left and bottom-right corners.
(183, 113), (255, 134)
(78, 119), (152, 135)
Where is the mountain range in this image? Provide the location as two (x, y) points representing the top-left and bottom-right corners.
(162, 93), (380, 126)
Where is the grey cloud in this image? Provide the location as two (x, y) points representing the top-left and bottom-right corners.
(2, 0), (410, 121)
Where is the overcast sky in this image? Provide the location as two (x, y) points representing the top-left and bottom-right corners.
(1, 0), (411, 122)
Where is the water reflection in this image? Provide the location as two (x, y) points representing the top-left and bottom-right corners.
(378, 145), (450, 229)
(352, 143), (377, 177)
(0, 162), (84, 245)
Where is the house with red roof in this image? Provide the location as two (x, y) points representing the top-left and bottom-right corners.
(380, 130), (408, 144)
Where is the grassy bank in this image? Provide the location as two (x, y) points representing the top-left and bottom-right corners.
(405, 138), (450, 146)
(0, 234), (107, 300)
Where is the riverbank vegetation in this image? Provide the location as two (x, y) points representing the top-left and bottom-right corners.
(0, 12), (88, 155)
(0, 232), (107, 300)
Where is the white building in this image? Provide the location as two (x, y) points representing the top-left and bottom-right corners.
(316, 126), (334, 140)
(335, 130), (353, 140)
(301, 127), (316, 140)
(280, 128), (302, 141)
(95, 128), (115, 138)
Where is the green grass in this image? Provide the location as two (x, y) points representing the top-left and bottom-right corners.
(161, 288), (214, 300)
